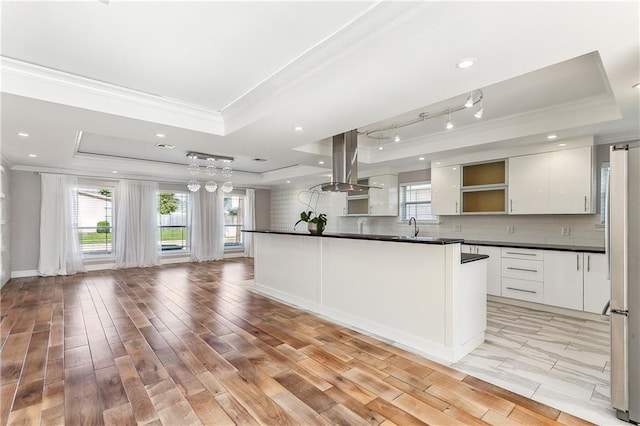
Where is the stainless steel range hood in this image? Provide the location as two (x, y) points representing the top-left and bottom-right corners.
(321, 129), (374, 192)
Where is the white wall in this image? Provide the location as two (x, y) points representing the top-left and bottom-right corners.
(1, 160), (11, 287)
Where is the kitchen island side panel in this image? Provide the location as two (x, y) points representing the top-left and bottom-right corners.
(321, 238), (447, 348)
(254, 233), (322, 307)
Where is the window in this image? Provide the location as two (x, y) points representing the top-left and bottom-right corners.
(74, 186), (114, 257)
(224, 195), (244, 250)
(158, 192), (188, 252)
(399, 182), (438, 222)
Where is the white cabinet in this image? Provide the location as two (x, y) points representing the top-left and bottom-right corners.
(338, 175), (398, 217)
(548, 147), (594, 214)
(431, 165), (460, 215)
(500, 248), (544, 303)
(508, 147), (594, 215)
(543, 251), (584, 311)
(369, 174), (398, 216)
(463, 245), (502, 296)
(583, 253), (610, 314)
(508, 153), (549, 214)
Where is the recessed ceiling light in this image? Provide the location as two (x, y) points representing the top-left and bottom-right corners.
(28, 154), (37, 158)
(18, 132), (29, 137)
(156, 133), (165, 138)
(378, 145), (384, 151)
(558, 143), (567, 147)
(155, 143), (175, 149)
(318, 160), (325, 165)
(419, 157), (425, 161)
(286, 180), (291, 184)
(456, 58), (476, 69)
(294, 126), (303, 131)
(633, 82), (640, 89)
(112, 170), (118, 174)
(547, 134), (558, 140)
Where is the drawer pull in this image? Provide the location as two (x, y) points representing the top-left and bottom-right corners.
(505, 251), (537, 256)
(506, 287), (537, 294)
(506, 267), (538, 273)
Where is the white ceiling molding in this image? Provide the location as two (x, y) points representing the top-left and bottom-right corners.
(1, 56), (225, 135)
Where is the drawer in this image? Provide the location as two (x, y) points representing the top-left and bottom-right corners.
(501, 247), (544, 260)
(501, 278), (544, 303)
(501, 258), (544, 281)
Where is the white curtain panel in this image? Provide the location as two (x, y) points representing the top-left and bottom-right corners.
(38, 173), (86, 276)
(115, 180), (159, 268)
(189, 189), (224, 262)
(243, 188), (255, 257)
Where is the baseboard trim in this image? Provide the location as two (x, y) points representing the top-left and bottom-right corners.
(11, 269), (38, 278)
(488, 295), (609, 322)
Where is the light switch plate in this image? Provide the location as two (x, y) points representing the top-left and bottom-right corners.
(561, 227), (570, 236)
(454, 224), (462, 232)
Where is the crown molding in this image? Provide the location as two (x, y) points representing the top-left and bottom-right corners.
(1, 56), (225, 135)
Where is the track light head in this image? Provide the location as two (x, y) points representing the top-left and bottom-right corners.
(464, 92), (474, 108)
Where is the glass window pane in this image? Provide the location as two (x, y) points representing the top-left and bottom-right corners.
(224, 195), (244, 248)
(158, 192), (188, 252)
(399, 182), (437, 222)
(75, 187), (113, 257)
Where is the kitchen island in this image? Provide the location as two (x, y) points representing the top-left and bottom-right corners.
(245, 230), (488, 363)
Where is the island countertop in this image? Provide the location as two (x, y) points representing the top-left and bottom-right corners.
(243, 230), (463, 245)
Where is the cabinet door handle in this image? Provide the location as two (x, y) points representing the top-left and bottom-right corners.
(510, 199), (513, 213)
(587, 255), (590, 272)
(476, 247), (479, 254)
(455, 202), (458, 213)
(506, 287), (537, 294)
(584, 196), (587, 212)
(505, 251), (537, 256)
(577, 254), (580, 271)
(507, 267), (538, 273)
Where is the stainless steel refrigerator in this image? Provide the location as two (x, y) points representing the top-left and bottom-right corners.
(608, 142), (640, 423)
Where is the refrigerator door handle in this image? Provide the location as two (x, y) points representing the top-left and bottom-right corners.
(605, 166), (611, 280)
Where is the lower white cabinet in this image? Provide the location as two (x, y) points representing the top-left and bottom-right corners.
(543, 251), (584, 311)
(583, 253), (610, 314)
(462, 245), (501, 296)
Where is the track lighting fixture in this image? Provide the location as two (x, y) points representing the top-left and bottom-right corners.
(474, 100), (484, 119)
(464, 93), (474, 108)
(364, 89), (484, 140)
(446, 111), (454, 130)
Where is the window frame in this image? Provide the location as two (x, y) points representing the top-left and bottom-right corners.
(73, 184), (115, 259)
(157, 190), (190, 254)
(223, 192), (246, 253)
(398, 181), (439, 223)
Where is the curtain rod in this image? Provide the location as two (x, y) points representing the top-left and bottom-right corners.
(33, 171), (262, 191)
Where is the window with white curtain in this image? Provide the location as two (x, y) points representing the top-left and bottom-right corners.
(399, 182), (438, 222)
(224, 194), (245, 251)
(157, 191), (189, 252)
(73, 186), (114, 257)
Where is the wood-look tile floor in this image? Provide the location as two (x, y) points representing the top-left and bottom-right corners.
(1, 259), (593, 425)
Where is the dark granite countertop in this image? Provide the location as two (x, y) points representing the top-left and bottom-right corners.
(243, 230), (463, 245)
(463, 240), (605, 253)
(461, 253), (490, 264)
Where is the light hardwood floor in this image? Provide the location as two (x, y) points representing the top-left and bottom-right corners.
(1, 259), (594, 425)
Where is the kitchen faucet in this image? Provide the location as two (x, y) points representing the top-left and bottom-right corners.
(408, 217), (419, 237)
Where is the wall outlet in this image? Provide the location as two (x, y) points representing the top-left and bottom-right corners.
(454, 224), (462, 232)
(506, 225), (514, 234)
(561, 227), (570, 236)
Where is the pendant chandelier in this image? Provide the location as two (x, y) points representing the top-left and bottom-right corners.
(186, 151), (234, 193)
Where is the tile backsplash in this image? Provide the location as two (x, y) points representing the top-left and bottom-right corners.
(270, 184), (605, 248)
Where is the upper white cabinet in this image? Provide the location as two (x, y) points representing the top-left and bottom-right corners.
(508, 146), (594, 215)
(548, 147), (594, 213)
(431, 165), (460, 215)
(543, 251), (584, 311)
(369, 174), (398, 216)
(583, 253), (610, 314)
(334, 175), (398, 217)
(508, 154), (549, 214)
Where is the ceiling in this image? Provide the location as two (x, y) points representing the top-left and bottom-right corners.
(1, 1), (639, 188)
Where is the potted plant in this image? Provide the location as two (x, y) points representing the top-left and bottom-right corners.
(295, 210), (327, 235)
